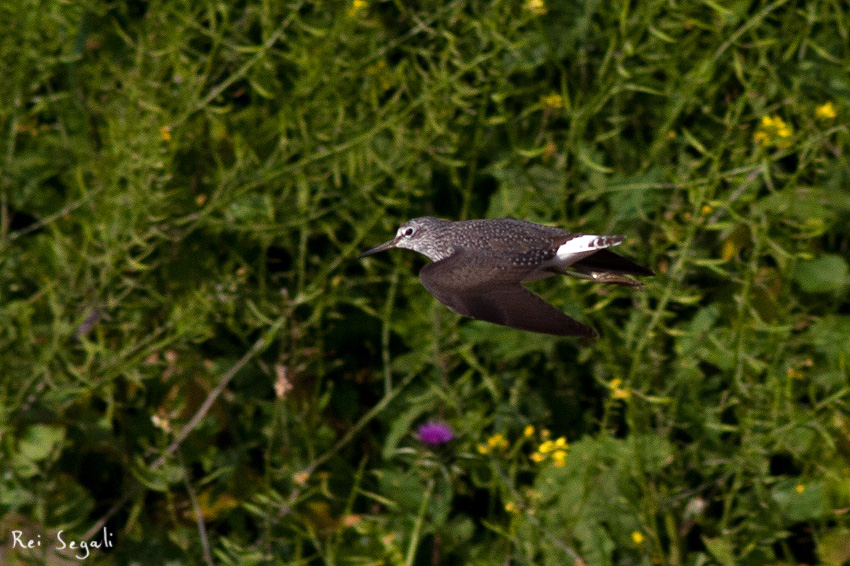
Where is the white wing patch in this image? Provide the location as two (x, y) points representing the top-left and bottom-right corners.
(556, 235), (623, 260)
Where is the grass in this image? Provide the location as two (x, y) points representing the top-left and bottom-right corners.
(1, 0), (850, 564)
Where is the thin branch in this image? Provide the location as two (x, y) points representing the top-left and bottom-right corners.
(7, 186), (104, 242)
(178, 447), (215, 566)
(81, 317), (285, 540)
(279, 369), (418, 516)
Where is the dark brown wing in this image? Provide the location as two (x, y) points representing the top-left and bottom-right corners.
(418, 252), (597, 337)
(571, 249), (654, 276)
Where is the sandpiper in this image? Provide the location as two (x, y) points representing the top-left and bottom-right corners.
(358, 217), (653, 337)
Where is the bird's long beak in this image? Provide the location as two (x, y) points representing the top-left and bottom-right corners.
(357, 237), (399, 259)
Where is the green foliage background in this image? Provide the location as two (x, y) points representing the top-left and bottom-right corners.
(2, 0), (850, 564)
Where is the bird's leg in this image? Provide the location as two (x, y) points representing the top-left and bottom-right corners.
(559, 266), (644, 287)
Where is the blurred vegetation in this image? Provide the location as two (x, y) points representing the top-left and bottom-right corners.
(2, 0), (850, 564)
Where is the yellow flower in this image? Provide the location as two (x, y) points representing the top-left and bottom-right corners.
(477, 443), (489, 454)
(612, 387), (632, 400)
(632, 531), (645, 544)
(551, 450), (568, 467)
(348, 0), (367, 16)
(795, 484), (806, 493)
(159, 126), (172, 142)
(608, 379), (631, 400)
(523, 425), (535, 438)
(815, 102), (837, 121)
(533, 436), (569, 465)
(504, 501), (520, 514)
(754, 115), (793, 148)
(538, 436), (568, 453)
(541, 93), (563, 110)
(486, 433), (509, 452)
(524, 0), (547, 15)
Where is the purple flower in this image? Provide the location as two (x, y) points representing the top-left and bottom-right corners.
(416, 421), (455, 447)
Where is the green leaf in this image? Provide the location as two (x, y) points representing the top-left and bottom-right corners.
(377, 470), (424, 513)
(382, 404), (431, 460)
(130, 456), (185, 492)
(0, 485), (36, 506)
(818, 527), (850, 566)
(793, 254), (849, 293)
(18, 424), (65, 463)
(703, 536), (736, 566)
(771, 479), (829, 522)
(529, 436), (672, 566)
(808, 315), (850, 367)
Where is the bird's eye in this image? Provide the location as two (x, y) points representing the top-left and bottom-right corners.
(403, 227), (414, 237)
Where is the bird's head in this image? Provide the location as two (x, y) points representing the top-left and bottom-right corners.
(357, 217), (443, 259)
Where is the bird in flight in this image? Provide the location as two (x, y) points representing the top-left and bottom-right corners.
(358, 217), (653, 337)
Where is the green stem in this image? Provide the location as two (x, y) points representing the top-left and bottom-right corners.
(405, 477), (435, 566)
